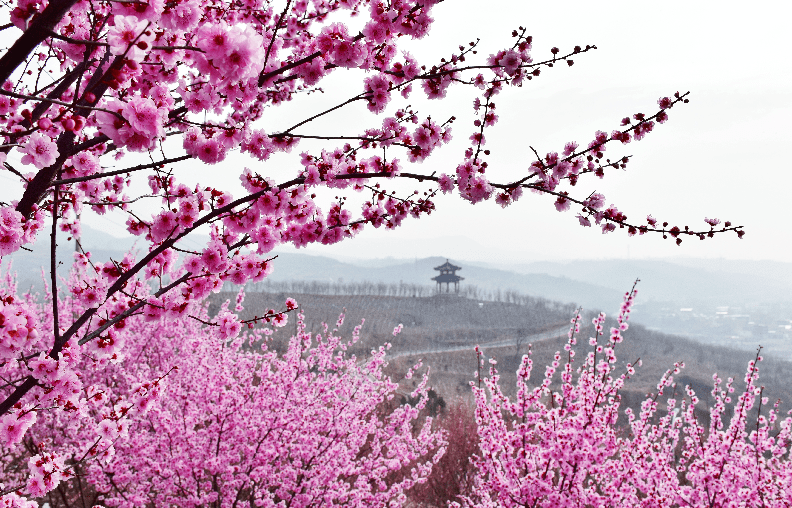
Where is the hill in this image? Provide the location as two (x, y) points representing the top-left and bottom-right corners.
(208, 290), (792, 423)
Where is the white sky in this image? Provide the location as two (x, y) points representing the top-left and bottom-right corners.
(290, 0), (792, 264)
(3, 0), (791, 264)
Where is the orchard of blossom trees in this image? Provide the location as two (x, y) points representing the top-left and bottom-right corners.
(0, 0), (771, 505)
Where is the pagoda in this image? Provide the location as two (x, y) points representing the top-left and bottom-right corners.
(432, 259), (464, 293)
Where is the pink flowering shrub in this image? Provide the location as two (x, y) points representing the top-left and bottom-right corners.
(0, 263), (444, 506)
(460, 289), (792, 507)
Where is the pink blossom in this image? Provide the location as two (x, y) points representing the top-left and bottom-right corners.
(160, 0), (200, 31)
(562, 141), (579, 156)
(69, 151), (99, 176)
(498, 50), (522, 75)
(107, 15), (154, 62)
(271, 312), (288, 327)
(122, 96), (163, 139)
(0, 207), (24, 255)
(362, 20), (389, 44)
(585, 192), (606, 210)
(196, 23), (232, 60)
(438, 173), (455, 194)
(300, 56), (327, 86)
(195, 138), (226, 164)
(20, 133), (58, 169)
(554, 193), (571, 212)
(0, 409), (36, 447)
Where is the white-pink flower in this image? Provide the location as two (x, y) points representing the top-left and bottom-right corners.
(95, 97), (165, 152)
(437, 173), (454, 194)
(123, 96), (164, 139)
(107, 15), (153, 62)
(196, 23), (265, 83)
(20, 132), (58, 169)
(498, 50), (522, 75)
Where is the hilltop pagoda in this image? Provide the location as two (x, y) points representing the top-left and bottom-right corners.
(432, 259), (464, 293)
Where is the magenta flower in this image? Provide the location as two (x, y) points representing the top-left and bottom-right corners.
(20, 133), (58, 169)
(107, 15), (153, 62)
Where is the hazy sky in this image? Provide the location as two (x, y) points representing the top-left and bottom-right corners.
(3, 0), (790, 264)
(290, 0), (792, 263)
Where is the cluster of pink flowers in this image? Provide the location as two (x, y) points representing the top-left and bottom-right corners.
(0, 295), (39, 361)
(0, 265), (444, 505)
(195, 23), (265, 83)
(107, 15), (155, 62)
(316, 23), (368, 69)
(26, 452), (70, 497)
(19, 133), (58, 170)
(0, 0), (747, 503)
(459, 289), (792, 507)
(95, 97), (167, 152)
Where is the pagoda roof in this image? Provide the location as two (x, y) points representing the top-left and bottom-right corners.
(432, 273), (464, 283)
(434, 259), (461, 271)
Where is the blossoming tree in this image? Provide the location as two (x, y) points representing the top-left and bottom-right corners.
(0, 260), (445, 506)
(0, 0), (745, 502)
(459, 289), (792, 507)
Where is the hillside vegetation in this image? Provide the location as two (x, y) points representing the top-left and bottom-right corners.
(208, 289), (792, 421)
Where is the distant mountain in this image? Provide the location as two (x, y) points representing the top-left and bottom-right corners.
(2, 224), (204, 292)
(256, 253), (623, 312)
(6, 224), (791, 325)
(491, 259), (792, 307)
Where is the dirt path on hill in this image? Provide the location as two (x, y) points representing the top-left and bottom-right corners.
(389, 325), (570, 359)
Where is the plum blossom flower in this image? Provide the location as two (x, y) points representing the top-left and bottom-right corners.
(216, 311), (241, 339)
(20, 132), (58, 169)
(495, 193), (511, 208)
(160, 0), (200, 30)
(97, 419), (119, 440)
(584, 193), (606, 210)
(0, 408), (36, 447)
(363, 20), (389, 44)
(0, 206), (25, 255)
(195, 138), (226, 164)
(271, 312), (288, 328)
(70, 151), (100, 176)
(300, 56), (326, 86)
(498, 50), (522, 75)
(95, 97), (165, 152)
(218, 27), (265, 82)
(196, 23), (265, 83)
(562, 141), (579, 156)
(107, 15), (154, 62)
(123, 96), (163, 139)
(437, 173), (454, 194)
(365, 74), (392, 113)
(554, 193), (571, 212)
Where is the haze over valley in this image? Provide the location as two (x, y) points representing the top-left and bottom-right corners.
(9, 225), (792, 361)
